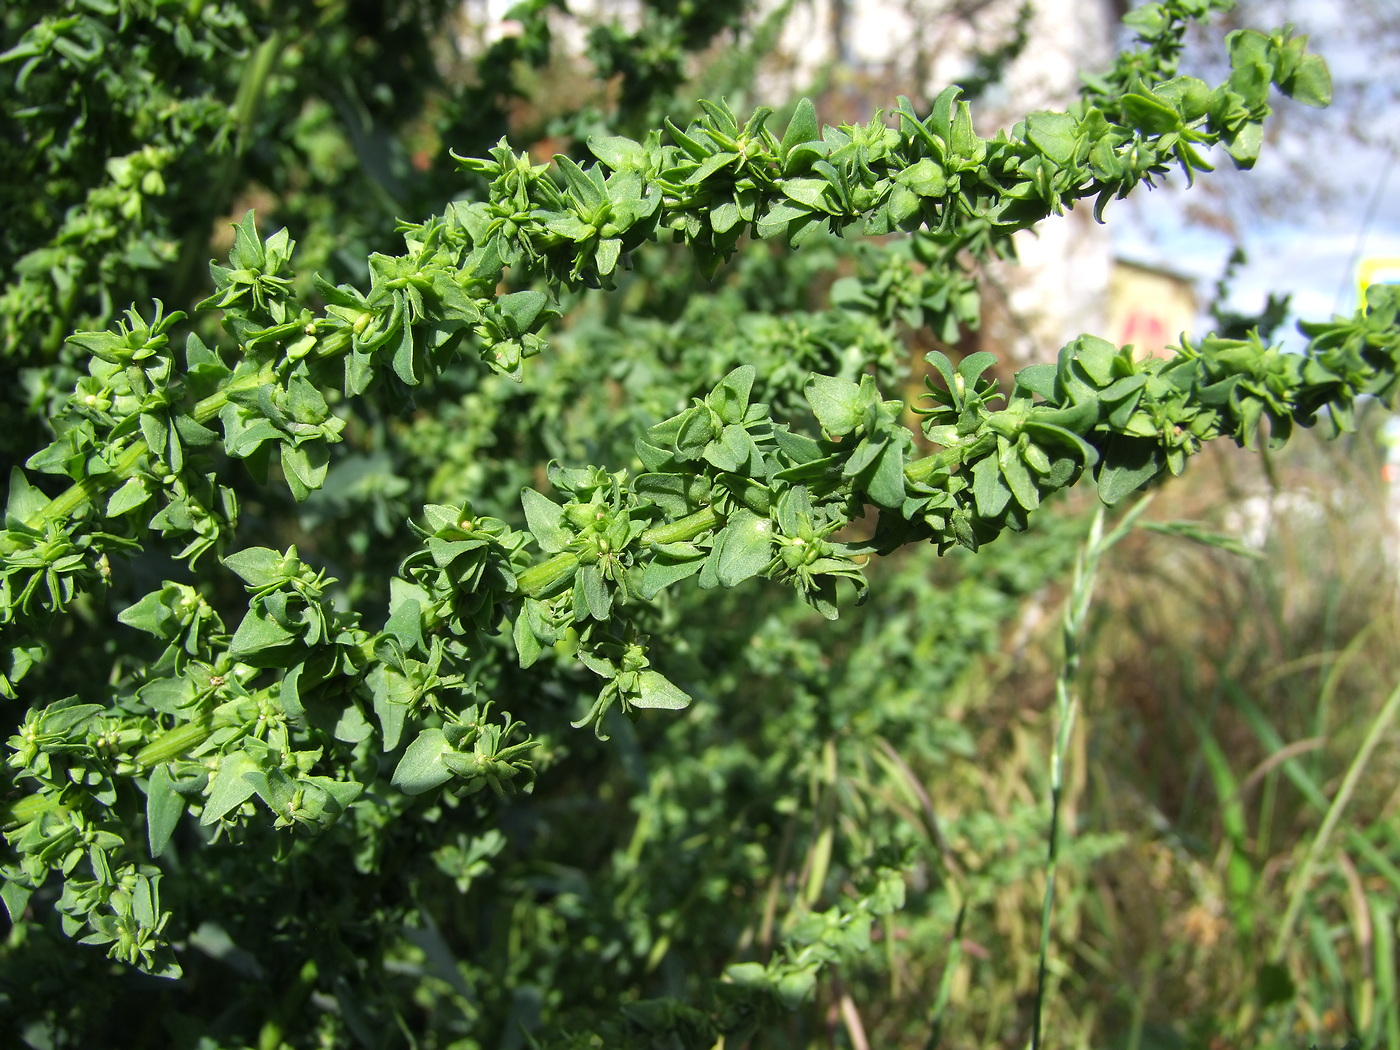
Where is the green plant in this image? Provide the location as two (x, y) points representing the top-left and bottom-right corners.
(2, 1), (1395, 1047)
(1062, 417), (1400, 1049)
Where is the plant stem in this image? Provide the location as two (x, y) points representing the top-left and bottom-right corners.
(1031, 494), (1153, 1050)
(515, 506), (722, 597)
(641, 505), (721, 546)
(0, 791), (67, 830)
(903, 446), (966, 485)
(20, 361), (275, 534)
(515, 552), (578, 599)
(134, 719), (213, 768)
(27, 440), (150, 527)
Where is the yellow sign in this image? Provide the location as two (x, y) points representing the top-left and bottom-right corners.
(1359, 257), (1400, 305)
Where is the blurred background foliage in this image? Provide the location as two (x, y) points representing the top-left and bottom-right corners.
(2, 1), (1396, 1048)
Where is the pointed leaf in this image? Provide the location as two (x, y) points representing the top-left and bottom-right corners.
(146, 763), (184, 858)
(631, 670), (692, 711)
(806, 374), (862, 436)
(392, 729), (454, 795)
(521, 488), (569, 553)
(200, 752), (261, 825)
(589, 134), (646, 171)
(781, 98), (819, 158)
(5, 467), (48, 526)
(708, 365), (755, 425)
(710, 509), (774, 587)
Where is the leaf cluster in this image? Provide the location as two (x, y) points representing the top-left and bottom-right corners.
(0, 2), (1394, 1047)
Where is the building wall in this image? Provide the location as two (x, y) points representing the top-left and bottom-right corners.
(1106, 260), (1199, 358)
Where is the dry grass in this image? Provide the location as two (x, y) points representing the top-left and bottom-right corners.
(845, 411), (1400, 1048)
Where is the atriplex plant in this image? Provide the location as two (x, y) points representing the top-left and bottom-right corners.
(2, 0), (1397, 1045)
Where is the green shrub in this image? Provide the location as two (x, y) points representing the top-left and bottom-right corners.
(2, 1), (1395, 1047)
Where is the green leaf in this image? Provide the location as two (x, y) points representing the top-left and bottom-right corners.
(704, 423), (759, 474)
(36, 698), (103, 736)
(303, 776), (362, 818)
(243, 765), (296, 814)
(5, 467), (48, 525)
(513, 612), (543, 669)
(589, 134), (646, 171)
(754, 202), (814, 239)
(958, 351), (998, 387)
(676, 408), (716, 459)
(139, 413), (171, 464)
(595, 237), (622, 277)
(1286, 52), (1331, 108)
(200, 752), (261, 825)
(222, 547), (285, 588)
(391, 319), (417, 385)
(972, 453), (1012, 518)
(1121, 2), (1166, 35)
(367, 665), (411, 751)
(631, 670), (691, 711)
(1226, 29), (1273, 106)
(1096, 435), (1165, 505)
(698, 98), (740, 137)
(782, 178), (836, 212)
(1024, 111), (1078, 165)
(638, 551), (706, 599)
(521, 488), (569, 553)
(865, 442), (907, 509)
(705, 509), (773, 588)
(230, 606), (298, 659)
(392, 729), (455, 795)
(1014, 363), (1058, 400)
(950, 101), (985, 163)
(1121, 91), (1180, 135)
(775, 485), (814, 536)
(635, 473), (709, 518)
(780, 97), (819, 158)
(665, 117), (709, 159)
(1224, 121), (1263, 168)
(497, 290), (549, 333)
(554, 154), (604, 211)
(772, 426), (824, 465)
(145, 763), (184, 858)
(334, 702), (374, 744)
(897, 157), (948, 198)
(281, 442), (329, 502)
(1156, 76), (1212, 121)
(578, 562), (612, 621)
(384, 593), (425, 654)
(106, 477), (150, 517)
(686, 150), (739, 186)
(0, 880), (30, 925)
(117, 590), (171, 637)
(709, 365), (755, 425)
(806, 374), (862, 436)
(1000, 446), (1040, 511)
(710, 199), (741, 234)
(1071, 335), (1117, 387)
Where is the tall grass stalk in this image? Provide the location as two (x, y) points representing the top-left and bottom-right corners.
(1031, 495), (1153, 1049)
